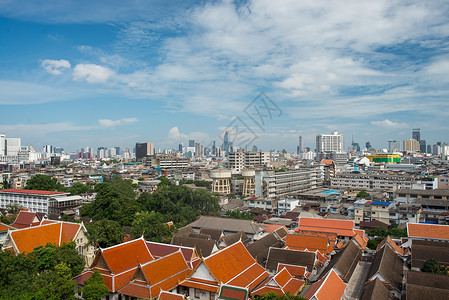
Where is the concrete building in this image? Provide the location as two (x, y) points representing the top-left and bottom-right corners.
(0, 189), (82, 214)
(256, 169), (320, 199)
(151, 154), (190, 169)
(210, 169), (232, 194)
(331, 173), (415, 191)
(403, 139), (420, 152)
(242, 169), (256, 197)
(316, 132), (344, 153)
(228, 150), (270, 173)
(353, 200), (393, 225)
(365, 154), (401, 164)
(135, 142), (154, 162)
(388, 140), (401, 153)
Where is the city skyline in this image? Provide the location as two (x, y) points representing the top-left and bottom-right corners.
(1, 1), (449, 152)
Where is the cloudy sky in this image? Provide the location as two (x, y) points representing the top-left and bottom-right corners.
(1, 0), (449, 152)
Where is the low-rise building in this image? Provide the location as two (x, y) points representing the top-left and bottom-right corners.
(331, 173), (415, 191)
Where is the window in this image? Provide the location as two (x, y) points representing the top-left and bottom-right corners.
(195, 289), (200, 299)
(210, 293), (215, 300)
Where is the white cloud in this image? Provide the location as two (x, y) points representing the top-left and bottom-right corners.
(371, 119), (408, 129)
(73, 64), (115, 83)
(41, 59), (71, 75)
(98, 118), (138, 127)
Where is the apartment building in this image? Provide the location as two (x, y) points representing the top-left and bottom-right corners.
(256, 169), (320, 199)
(151, 154), (190, 169)
(331, 173), (415, 191)
(228, 151), (270, 173)
(353, 200), (393, 225)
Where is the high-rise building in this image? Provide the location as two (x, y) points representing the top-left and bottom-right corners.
(178, 143), (184, 154)
(135, 142), (154, 161)
(0, 134), (6, 156)
(188, 140), (195, 147)
(427, 145), (432, 154)
(297, 135), (303, 154)
(419, 140), (427, 153)
(316, 132), (344, 153)
(403, 139), (420, 152)
(412, 128), (420, 141)
(114, 147), (121, 155)
(388, 140), (401, 153)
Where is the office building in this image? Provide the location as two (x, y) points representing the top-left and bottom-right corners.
(297, 135), (303, 154)
(188, 140), (195, 147)
(412, 128), (420, 141)
(419, 140), (427, 153)
(135, 142), (154, 162)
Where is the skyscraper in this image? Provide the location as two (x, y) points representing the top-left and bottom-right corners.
(297, 135), (303, 154)
(412, 128), (420, 141)
(135, 142), (154, 161)
(189, 140), (195, 147)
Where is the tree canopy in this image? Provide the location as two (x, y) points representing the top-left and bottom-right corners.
(25, 174), (66, 192)
(86, 220), (125, 248)
(0, 242), (84, 299)
(82, 271), (110, 300)
(356, 190), (370, 199)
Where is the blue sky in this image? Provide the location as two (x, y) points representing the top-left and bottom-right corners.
(1, 0), (449, 153)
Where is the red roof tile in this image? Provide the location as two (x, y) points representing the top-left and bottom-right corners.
(376, 236), (405, 256)
(1, 189), (68, 195)
(12, 210), (41, 227)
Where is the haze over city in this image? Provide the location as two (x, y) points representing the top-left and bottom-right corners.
(1, 0), (449, 151)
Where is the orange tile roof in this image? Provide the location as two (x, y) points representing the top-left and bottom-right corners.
(304, 269), (346, 300)
(159, 291), (185, 300)
(407, 223), (449, 240)
(204, 241), (266, 284)
(376, 236), (405, 256)
(263, 224), (288, 233)
(276, 264), (309, 278)
(252, 286), (284, 297)
(9, 222), (82, 254)
(114, 268), (136, 291)
(285, 234), (333, 254)
(101, 237), (154, 275)
(118, 282), (150, 299)
(295, 230), (337, 245)
(0, 222), (16, 232)
(253, 268), (304, 297)
(273, 268), (292, 287)
(296, 218), (355, 237)
(140, 251), (192, 296)
(227, 263), (268, 290)
(181, 278), (219, 293)
(353, 233), (367, 250)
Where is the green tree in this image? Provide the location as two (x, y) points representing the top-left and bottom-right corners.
(367, 226), (388, 237)
(256, 291), (306, 300)
(86, 220), (125, 248)
(158, 176), (172, 186)
(32, 263), (77, 300)
(421, 258), (441, 274)
(226, 210), (254, 220)
(25, 174), (66, 191)
(82, 271), (109, 300)
(2, 178), (10, 189)
(131, 211), (174, 243)
(357, 190), (370, 199)
(69, 182), (90, 195)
